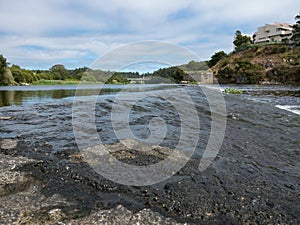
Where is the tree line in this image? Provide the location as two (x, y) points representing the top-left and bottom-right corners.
(0, 59), (139, 86)
(0, 54), (190, 86)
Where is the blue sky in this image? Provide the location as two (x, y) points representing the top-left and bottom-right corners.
(0, 0), (299, 71)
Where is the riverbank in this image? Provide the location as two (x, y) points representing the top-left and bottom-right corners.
(213, 45), (300, 84)
(0, 86), (299, 224)
(32, 79), (85, 85)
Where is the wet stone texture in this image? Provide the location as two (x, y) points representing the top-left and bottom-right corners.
(0, 86), (299, 224)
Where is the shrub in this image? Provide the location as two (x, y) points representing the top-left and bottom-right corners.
(224, 88), (243, 94)
(266, 65), (300, 84)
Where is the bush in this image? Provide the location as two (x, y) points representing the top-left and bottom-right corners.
(217, 60), (265, 84)
(224, 88), (243, 94)
(0, 68), (15, 86)
(208, 51), (227, 68)
(219, 58), (230, 68)
(105, 73), (130, 84)
(266, 65), (300, 84)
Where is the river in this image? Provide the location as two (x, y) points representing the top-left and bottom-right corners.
(0, 84), (299, 115)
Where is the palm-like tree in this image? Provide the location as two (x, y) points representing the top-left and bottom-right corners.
(293, 12), (300, 33)
(291, 12), (300, 45)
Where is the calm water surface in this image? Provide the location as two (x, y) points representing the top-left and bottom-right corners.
(0, 84), (178, 107)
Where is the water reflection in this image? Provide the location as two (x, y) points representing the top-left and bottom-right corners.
(0, 84), (178, 107)
(0, 89), (122, 107)
(0, 90), (72, 107)
(0, 91), (16, 106)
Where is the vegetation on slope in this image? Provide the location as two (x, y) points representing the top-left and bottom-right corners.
(210, 12), (300, 84)
(212, 45), (300, 84)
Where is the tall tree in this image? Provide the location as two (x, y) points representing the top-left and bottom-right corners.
(0, 54), (8, 75)
(0, 68), (15, 86)
(233, 30), (251, 51)
(0, 55), (15, 86)
(11, 65), (25, 83)
(291, 12), (300, 45)
(295, 12), (300, 23)
(293, 12), (300, 33)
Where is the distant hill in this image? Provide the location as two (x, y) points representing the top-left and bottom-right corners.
(178, 60), (209, 71)
(212, 45), (300, 84)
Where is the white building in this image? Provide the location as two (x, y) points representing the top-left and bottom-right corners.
(254, 22), (293, 44)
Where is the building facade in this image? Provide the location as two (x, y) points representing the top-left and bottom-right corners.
(254, 22), (293, 44)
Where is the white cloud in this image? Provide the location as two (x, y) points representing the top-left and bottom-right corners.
(0, 0), (299, 69)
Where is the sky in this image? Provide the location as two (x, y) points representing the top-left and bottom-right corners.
(0, 0), (299, 71)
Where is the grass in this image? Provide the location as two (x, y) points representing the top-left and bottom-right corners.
(224, 87), (243, 94)
(32, 79), (103, 85)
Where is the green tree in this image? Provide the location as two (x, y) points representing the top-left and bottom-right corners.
(50, 64), (69, 80)
(208, 51), (227, 68)
(11, 65), (37, 84)
(36, 71), (52, 80)
(69, 67), (89, 80)
(106, 73), (130, 84)
(291, 12), (300, 45)
(233, 30), (251, 51)
(0, 55), (15, 86)
(294, 12), (300, 32)
(0, 54), (8, 76)
(11, 65), (25, 83)
(0, 68), (15, 86)
(22, 70), (37, 83)
(152, 67), (185, 83)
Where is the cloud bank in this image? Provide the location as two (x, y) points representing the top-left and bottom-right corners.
(0, 0), (299, 69)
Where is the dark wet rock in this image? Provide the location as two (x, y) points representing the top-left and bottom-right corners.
(0, 152), (184, 224)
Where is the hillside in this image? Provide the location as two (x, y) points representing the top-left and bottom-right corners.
(178, 60), (209, 71)
(212, 45), (300, 84)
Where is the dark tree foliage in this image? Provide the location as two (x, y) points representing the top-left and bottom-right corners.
(294, 12), (300, 32)
(10, 65), (37, 84)
(0, 54), (8, 75)
(113, 72), (140, 79)
(69, 67), (89, 80)
(106, 73), (130, 84)
(208, 51), (227, 68)
(49, 64), (69, 80)
(10, 65), (24, 83)
(233, 30), (251, 51)
(291, 12), (300, 45)
(0, 55), (14, 86)
(152, 67), (185, 83)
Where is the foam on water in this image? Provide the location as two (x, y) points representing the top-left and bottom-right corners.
(275, 105), (300, 115)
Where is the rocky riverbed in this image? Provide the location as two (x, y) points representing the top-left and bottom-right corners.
(0, 85), (299, 224)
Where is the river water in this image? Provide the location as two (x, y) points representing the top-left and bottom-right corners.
(0, 84), (299, 114)
(0, 83), (299, 157)
(0, 84), (178, 107)
(0, 84), (299, 223)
